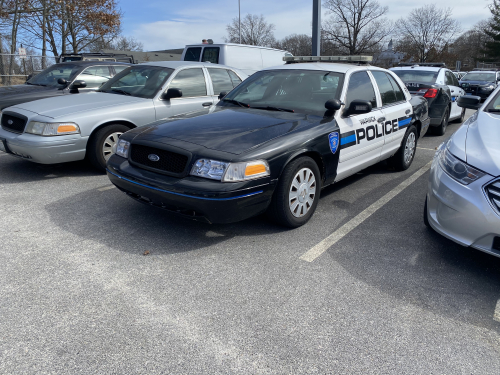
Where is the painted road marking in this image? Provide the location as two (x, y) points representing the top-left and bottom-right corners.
(300, 161), (433, 263)
(417, 147), (436, 151)
(98, 185), (116, 192)
(494, 300), (500, 322)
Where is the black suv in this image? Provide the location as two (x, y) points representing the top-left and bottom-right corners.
(0, 61), (131, 111)
(459, 69), (500, 100)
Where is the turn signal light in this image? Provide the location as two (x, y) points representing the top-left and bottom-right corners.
(422, 88), (438, 98)
(57, 124), (79, 134)
(245, 164), (267, 176)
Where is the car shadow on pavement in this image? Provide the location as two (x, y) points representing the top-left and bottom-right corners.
(44, 186), (287, 256)
(0, 156), (100, 184)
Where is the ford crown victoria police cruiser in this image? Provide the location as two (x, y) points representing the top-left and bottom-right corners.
(106, 57), (430, 227)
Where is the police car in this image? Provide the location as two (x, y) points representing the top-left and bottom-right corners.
(460, 69), (500, 101)
(105, 56), (430, 227)
(391, 64), (465, 135)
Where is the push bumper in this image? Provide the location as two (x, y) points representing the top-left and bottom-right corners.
(106, 155), (276, 224)
(426, 158), (500, 258)
(0, 126), (88, 164)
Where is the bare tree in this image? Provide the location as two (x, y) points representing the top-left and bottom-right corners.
(273, 34), (312, 56)
(225, 14), (275, 47)
(395, 5), (461, 63)
(322, 0), (393, 55)
(452, 20), (492, 68)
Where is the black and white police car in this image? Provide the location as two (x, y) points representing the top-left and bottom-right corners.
(106, 56), (430, 227)
(391, 63), (465, 135)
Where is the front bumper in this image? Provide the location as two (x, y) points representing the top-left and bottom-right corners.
(106, 155), (276, 224)
(426, 157), (500, 257)
(0, 126), (88, 164)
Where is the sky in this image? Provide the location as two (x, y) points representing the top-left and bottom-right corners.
(117, 0), (492, 51)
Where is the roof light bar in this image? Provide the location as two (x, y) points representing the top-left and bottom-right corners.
(284, 55), (373, 64)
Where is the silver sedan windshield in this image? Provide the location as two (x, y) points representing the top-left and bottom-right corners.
(99, 65), (174, 99)
(27, 63), (81, 87)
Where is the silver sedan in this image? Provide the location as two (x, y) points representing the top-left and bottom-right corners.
(425, 92), (500, 258)
(0, 61), (247, 170)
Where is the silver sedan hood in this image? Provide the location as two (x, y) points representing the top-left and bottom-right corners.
(7, 92), (145, 119)
(463, 111), (500, 177)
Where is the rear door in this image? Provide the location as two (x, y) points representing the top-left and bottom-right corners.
(445, 70), (463, 119)
(371, 70), (413, 159)
(206, 68), (236, 101)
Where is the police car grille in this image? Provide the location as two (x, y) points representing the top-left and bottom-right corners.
(1, 114), (27, 134)
(486, 181), (500, 215)
(130, 144), (188, 174)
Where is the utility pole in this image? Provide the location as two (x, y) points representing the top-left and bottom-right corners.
(312, 0), (321, 56)
(238, 0), (241, 44)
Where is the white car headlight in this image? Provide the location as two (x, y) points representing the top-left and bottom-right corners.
(190, 159), (229, 180)
(115, 139), (130, 158)
(25, 121), (80, 136)
(438, 147), (487, 185)
(190, 159), (270, 182)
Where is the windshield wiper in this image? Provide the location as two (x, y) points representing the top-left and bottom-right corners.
(25, 82), (47, 87)
(222, 98), (249, 108)
(110, 89), (132, 96)
(487, 108), (500, 112)
(251, 106), (294, 113)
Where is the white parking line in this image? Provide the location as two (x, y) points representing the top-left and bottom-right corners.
(300, 161), (433, 263)
(494, 300), (500, 322)
(98, 185), (116, 192)
(417, 147), (436, 151)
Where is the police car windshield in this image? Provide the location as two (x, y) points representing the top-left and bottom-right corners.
(27, 63), (81, 87)
(392, 70), (438, 84)
(462, 73), (496, 82)
(220, 69), (344, 117)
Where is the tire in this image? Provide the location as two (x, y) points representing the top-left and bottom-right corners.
(87, 124), (130, 171)
(267, 156), (321, 228)
(433, 106), (449, 136)
(452, 107), (466, 123)
(424, 196), (430, 228)
(388, 125), (417, 171)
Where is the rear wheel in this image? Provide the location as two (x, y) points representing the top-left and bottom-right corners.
(388, 125), (417, 171)
(433, 106), (449, 135)
(452, 107), (466, 123)
(267, 156), (320, 228)
(87, 124), (130, 172)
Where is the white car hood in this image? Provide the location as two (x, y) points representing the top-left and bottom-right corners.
(464, 111), (500, 177)
(8, 92), (146, 119)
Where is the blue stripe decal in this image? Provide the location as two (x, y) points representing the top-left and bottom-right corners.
(340, 134), (356, 145)
(398, 118), (411, 127)
(107, 169), (264, 201)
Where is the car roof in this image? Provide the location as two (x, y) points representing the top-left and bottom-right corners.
(137, 60), (242, 70)
(261, 63), (389, 74)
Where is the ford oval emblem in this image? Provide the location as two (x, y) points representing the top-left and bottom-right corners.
(7, 119), (13, 125)
(148, 154), (160, 162)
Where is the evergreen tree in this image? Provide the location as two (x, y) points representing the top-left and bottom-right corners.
(483, 0), (500, 60)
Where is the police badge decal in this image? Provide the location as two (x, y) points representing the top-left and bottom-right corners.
(328, 132), (339, 154)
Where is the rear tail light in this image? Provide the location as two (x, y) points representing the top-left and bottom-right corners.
(420, 88), (438, 98)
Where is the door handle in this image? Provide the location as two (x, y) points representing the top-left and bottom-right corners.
(377, 117), (385, 123)
(202, 102), (212, 107)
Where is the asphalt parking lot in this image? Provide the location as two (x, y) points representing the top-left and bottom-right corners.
(1, 109), (499, 374)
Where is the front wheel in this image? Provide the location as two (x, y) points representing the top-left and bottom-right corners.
(87, 124), (130, 171)
(388, 125), (417, 171)
(267, 156), (321, 228)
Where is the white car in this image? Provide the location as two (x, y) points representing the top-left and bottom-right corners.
(0, 61), (247, 170)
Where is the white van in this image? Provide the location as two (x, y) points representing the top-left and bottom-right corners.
(181, 43), (292, 75)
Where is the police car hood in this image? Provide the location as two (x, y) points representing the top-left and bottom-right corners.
(463, 111), (500, 176)
(136, 108), (311, 155)
(8, 91), (145, 119)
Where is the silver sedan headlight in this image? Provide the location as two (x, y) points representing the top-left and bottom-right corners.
(438, 147), (487, 185)
(115, 139), (130, 158)
(190, 159), (270, 182)
(25, 121), (80, 136)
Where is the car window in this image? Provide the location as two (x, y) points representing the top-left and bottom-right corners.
(168, 68), (207, 97)
(451, 73), (460, 86)
(27, 63), (81, 87)
(461, 72), (496, 81)
(445, 71), (455, 86)
(99, 65), (174, 99)
(221, 69), (344, 117)
(345, 71), (377, 109)
(485, 90), (500, 111)
(76, 66), (111, 88)
(227, 70), (242, 87)
(386, 73), (405, 102)
(207, 68), (234, 95)
(202, 47), (219, 64)
(184, 47), (202, 62)
(392, 70), (439, 84)
(371, 71), (397, 106)
(113, 65), (129, 75)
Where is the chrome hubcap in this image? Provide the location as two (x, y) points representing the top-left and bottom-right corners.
(404, 132), (416, 165)
(102, 132), (123, 161)
(289, 168), (316, 218)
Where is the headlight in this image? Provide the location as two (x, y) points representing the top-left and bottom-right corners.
(115, 139), (130, 158)
(190, 159), (270, 182)
(25, 121), (80, 136)
(438, 147), (486, 185)
(481, 84), (495, 90)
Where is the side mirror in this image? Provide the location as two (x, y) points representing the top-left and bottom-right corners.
(218, 91), (228, 100)
(69, 80), (87, 93)
(57, 78), (67, 85)
(325, 99), (343, 111)
(344, 100), (372, 117)
(162, 88), (182, 100)
(457, 95), (481, 110)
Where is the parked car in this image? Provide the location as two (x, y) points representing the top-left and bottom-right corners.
(106, 56), (429, 227)
(1, 61), (131, 110)
(0, 61), (247, 171)
(182, 43), (291, 75)
(459, 69), (500, 101)
(391, 64), (465, 135)
(424, 92), (500, 258)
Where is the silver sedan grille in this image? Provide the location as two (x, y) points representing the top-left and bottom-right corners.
(486, 180), (500, 215)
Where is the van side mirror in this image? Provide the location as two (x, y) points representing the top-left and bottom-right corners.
(457, 95), (481, 110)
(162, 88), (182, 100)
(218, 91), (228, 100)
(343, 100), (372, 117)
(69, 80), (87, 93)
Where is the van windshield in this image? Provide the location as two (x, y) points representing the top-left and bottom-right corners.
(184, 47), (201, 62)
